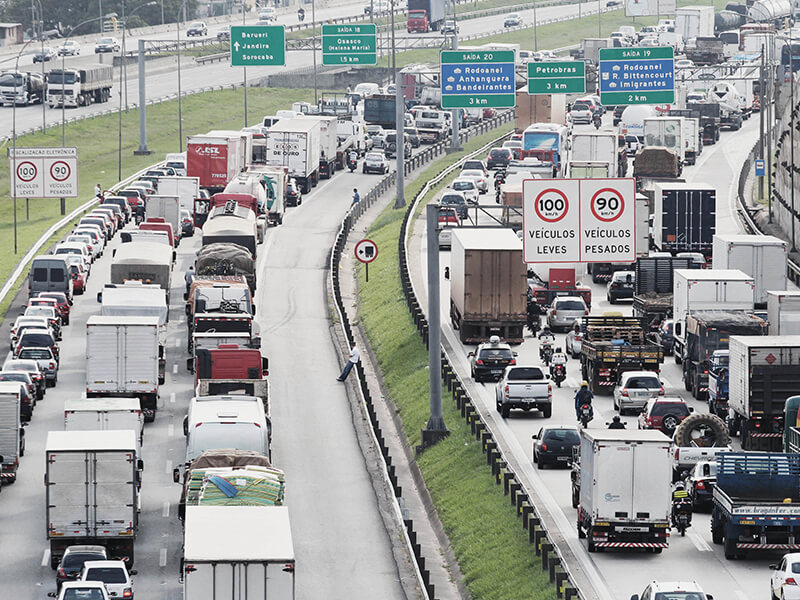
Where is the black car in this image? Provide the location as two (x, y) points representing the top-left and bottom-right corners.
(32, 48), (56, 62)
(685, 460), (717, 508)
(286, 179), (302, 206)
(217, 29), (231, 41)
(612, 105), (626, 126)
(654, 320), (674, 355)
(533, 426), (580, 469)
(487, 147), (513, 170)
(606, 270), (634, 303)
(56, 545), (108, 591)
(440, 191), (468, 219)
(468, 337), (516, 382)
(404, 127), (421, 148)
(180, 210), (195, 237)
(186, 22), (208, 37)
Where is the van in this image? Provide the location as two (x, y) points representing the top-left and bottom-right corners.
(184, 399), (270, 463)
(165, 152), (187, 176)
(258, 7), (276, 21)
(353, 82), (381, 99)
(28, 257), (72, 299)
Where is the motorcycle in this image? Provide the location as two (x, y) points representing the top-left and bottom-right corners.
(297, 9), (305, 21)
(540, 343), (553, 365)
(593, 114), (601, 129)
(671, 501), (692, 536)
(551, 363), (566, 388)
(348, 157), (357, 172)
(579, 403), (593, 428)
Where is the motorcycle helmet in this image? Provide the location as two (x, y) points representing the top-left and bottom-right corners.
(612, 415), (621, 423)
(580, 380), (589, 388)
(674, 482), (685, 491)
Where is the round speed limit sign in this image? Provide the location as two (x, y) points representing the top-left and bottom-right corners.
(50, 160), (71, 182)
(590, 188), (625, 223)
(17, 161), (37, 182)
(534, 188), (569, 223)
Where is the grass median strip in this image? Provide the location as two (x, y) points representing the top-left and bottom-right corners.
(0, 87), (313, 322)
(355, 125), (558, 600)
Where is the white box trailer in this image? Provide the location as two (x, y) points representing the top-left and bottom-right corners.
(675, 6), (715, 42)
(155, 176), (200, 212)
(265, 118), (321, 195)
(577, 430), (672, 552)
(64, 397), (144, 453)
(45, 430), (140, 568)
(712, 234), (788, 306)
(672, 269), (755, 358)
(86, 315), (162, 422)
(183, 506), (295, 600)
(644, 117), (686, 162)
(0, 381), (22, 484)
(570, 131), (617, 164)
(767, 290), (800, 335)
(145, 195), (181, 240)
(100, 281), (168, 327)
(301, 115), (338, 179)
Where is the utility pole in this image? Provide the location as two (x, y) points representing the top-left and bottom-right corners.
(449, 1), (460, 150)
(311, 0), (318, 105)
(759, 47), (765, 204)
(243, 2), (248, 125)
(394, 70), (405, 208)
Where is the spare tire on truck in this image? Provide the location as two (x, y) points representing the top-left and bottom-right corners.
(674, 413), (731, 447)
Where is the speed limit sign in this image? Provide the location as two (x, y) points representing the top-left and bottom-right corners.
(523, 179), (579, 263)
(579, 178), (635, 263)
(9, 147), (78, 198)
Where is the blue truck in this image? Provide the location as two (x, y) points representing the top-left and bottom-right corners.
(707, 349), (729, 417)
(711, 453), (800, 559)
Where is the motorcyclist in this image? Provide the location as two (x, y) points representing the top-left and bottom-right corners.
(608, 415), (626, 429)
(672, 482), (693, 526)
(348, 149), (358, 170)
(550, 346), (567, 378)
(575, 380), (594, 421)
(592, 111), (602, 129)
(297, 7), (305, 20)
(538, 326), (555, 346)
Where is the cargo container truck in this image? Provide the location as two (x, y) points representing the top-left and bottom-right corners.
(515, 90), (567, 131)
(265, 118), (321, 194)
(653, 183), (716, 256)
(47, 64), (113, 108)
(712, 234), (788, 306)
(768, 290), (800, 335)
(407, 0), (445, 32)
(64, 397), (144, 453)
(676, 6), (715, 43)
(187, 134), (246, 193)
(0, 381), (24, 484)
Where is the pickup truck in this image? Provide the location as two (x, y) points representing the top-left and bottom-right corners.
(494, 365), (552, 418)
(671, 413), (732, 479)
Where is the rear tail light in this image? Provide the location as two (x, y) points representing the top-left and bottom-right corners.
(696, 480), (705, 490)
(787, 578), (798, 586)
(476, 359), (484, 365)
(585, 309), (590, 315)
(509, 358), (516, 365)
(57, 568), (65, 578)
(659, 387), (665, 395)
(123, 588), (133, 598)
(621, 390), (629, 396)
(541, 442), (548, 451)
(674, 448), (679, 459)
(552, 310), (557, 316)
(49, 362), (55, 369)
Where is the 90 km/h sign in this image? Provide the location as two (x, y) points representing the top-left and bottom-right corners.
(9, 147), (78, 198)
(522, 178), (636, 263)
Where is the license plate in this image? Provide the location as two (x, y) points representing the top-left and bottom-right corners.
(557, 456), (570, 461)
(491, 370), (502, 374)
(615, 526), (649, 532)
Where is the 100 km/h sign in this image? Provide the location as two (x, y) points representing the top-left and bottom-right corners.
(8, 147), (78, 198)
(322, 24), (376, 65)
(522, 178), (636, 263)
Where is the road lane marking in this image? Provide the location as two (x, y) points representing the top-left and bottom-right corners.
(687, 530), (712, 552)
(168, 423), (174, 437)
(169, 392), (176, 404)
(41, 549), (49, 568)
(162, 501), (170, 518)
(735, 592), (749, 600)
(166, 460), (172, 474)
(159, 548), (167, 567)
(175, 338), (180, 347)
(172, 364), (178, 374)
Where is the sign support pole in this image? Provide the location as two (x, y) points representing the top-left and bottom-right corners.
(134, 39), (151, 155)
(394, 70), (405, 208)
(449, 30), (461, 150)
(421, 204), (448, 451)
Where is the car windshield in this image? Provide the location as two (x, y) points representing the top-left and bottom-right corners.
(441, 194), (464, 204)
(572, 101), (592, 111)
(625, 376), (659, 389)
(507, 367), (544, 380)
(63, 589), (107, 600)
(0, 373), (30, 383)
(491, 149), (509, 158)
(0, 72), (24, 86)
(555, 300), (585, 311)
(452, 181), (474, 191)
(19, 349), (51, 360)
(479, 348), (513, 360)
(84, 567), (127, 584)
(99, 38), (114, 44)
(653, 594), (706, 600)
(544, 429), (580, 443)
(651, 402), (689, 417)
(63, 553), (104, 568)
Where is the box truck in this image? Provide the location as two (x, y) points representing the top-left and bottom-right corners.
(767, 290), (800, 335)
(45, 430), (141, 568)
(644, 117), (686, 163)
(145, 195), (181, 240)
(187, 134), (246, 192)
(0, 381), (23, 484)
(86, 316), (163, 422)
(302, 115), (338, 179)
(675, 6), (715, 43)
(265, 118), (321, 194)
(653, 183), (716, 255)
(576, 430), (672, 552)
(64, 397), (144, 452)
(712, 234), (788, 306)
(449, 229), (527, 344)
(156, 176), (200, 212)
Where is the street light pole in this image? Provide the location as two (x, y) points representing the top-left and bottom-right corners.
(242, 2), (248, 126)
(12, 38), (36, 253)
(177, 1), (186, 152)
(312, 0), (318, 105)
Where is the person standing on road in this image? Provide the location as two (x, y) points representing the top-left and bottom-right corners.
(352, 188), (360, 205)
(185, 265), (195, 296)
(337, 341), (360, 381)
(94, 183), (103, 199)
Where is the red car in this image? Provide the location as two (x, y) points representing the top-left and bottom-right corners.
(37, 292), (71, 325)
(69, 264), (86, 294)
(638, 397), (692, 434)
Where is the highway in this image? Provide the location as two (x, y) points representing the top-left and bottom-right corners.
(0, 0), (608, 139)
(0, 145), (417, 598)
(407, 114), (777, 600)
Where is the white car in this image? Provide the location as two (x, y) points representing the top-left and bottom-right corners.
(631, 581), (711, 600)
(450, 177), (479, 204)
(675, 58), (695, 69)
(66, 234), (101, 260)
(57, 40), (80, 56)
(362, 151), (389, 174)
(460, 169), (488, 193)
(613, 370), (664, 415)
(80, 560), (135, 600)
(771, 553), (800, 600)
(57, 581), (110, 600)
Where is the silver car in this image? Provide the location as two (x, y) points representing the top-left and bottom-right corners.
(14, 347), (58, 386)
(613, 370), (663, 414)
(547, 296), (588, 331)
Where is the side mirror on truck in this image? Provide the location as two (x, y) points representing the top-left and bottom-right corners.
(173, 467), (181, 484)
(186, 357), (194, 373)
(262, 357), (269, 377)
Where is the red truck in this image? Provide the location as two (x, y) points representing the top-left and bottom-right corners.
(407, 0), (445, 32)
(529, 267), (592, 309)
(186, 134), (246, 193)
(192, 344), (269, 407)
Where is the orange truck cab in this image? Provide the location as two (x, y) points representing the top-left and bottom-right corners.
(193, 344), (268, 385)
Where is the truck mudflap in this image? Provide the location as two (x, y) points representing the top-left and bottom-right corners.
(736, 543), (800, 550)
(594, 541), (668, 549)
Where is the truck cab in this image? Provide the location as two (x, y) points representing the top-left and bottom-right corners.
(707, 349), (730, 416)
(521, 123), (569, 175)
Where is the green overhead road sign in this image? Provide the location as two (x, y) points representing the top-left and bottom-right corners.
(440, 49), (515, 109)
(598, 46), (674, 105)
(230, 25), (286, 67)
(527, 61), (585, 94)
(322, 24), (376, 65)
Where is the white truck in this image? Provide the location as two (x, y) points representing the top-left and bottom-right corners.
(711, 234), (788, 306)
(46, 64), (113, 108)
(618, 105), (658, 149)
(265, 118), (321, 194)
(675, 6), (715, 43)
(100, 281), (168, 326)
(183, 506), (295, 600)
(64, 397), (145, 453)
(672, 269), (755, 361)
(576, 430), (672, 552)
(156, 176), (200, 212)
(644, 117), (686, 163)
(240, 165), (288, 227)
(145, 195), (181, 240)
(767, 290), (800, 335)
(681, 117), (701, 165)
(494, 365), (552, 418)
(45, 430), (141, 568)
(86, 315), (163, 422)
(302, 115), (338, 179)
(0, 381), (24, 484)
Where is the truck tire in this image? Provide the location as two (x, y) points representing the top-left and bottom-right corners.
(501, 404), (510, 418)
(572, 486), (579, 508)
(675, 413), (730, 448)
(724, 535), (737, 560)
(711, 518), (724, 544)
(541, 405), (552, 418)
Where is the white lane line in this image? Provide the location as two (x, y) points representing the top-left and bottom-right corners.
(168, 423), (174, 437)
(172, 364), (178, 374)
(169, 392), (176, 404)
(687, 530), (712, 552)
(175, 338), (180, 347)
(41, 548), (50, 568)
(159, 548), (167, 567)
(162, 501), (170, 518)
(165, 460), (172, 474)
(735, 592), (749, 600)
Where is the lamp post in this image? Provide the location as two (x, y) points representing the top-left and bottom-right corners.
(311, 0), (318, 105)
(32, 0), (45, 134)
(177, 0), (187, 152)
(11, 37), (37, 253)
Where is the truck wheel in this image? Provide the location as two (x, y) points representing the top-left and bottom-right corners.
(675, 413), (730, 447)
(571, 487), (579, 508)
(724, 535), (737, 560)
(501, 404), (510, 418)
(541, 405), (552, 418)
(674, 351), (682, 366)
(51, 552), (60, 570)
(711, 519), (724, 544)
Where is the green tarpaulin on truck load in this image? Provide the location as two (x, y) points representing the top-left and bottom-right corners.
(187, 465), (285, 507)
